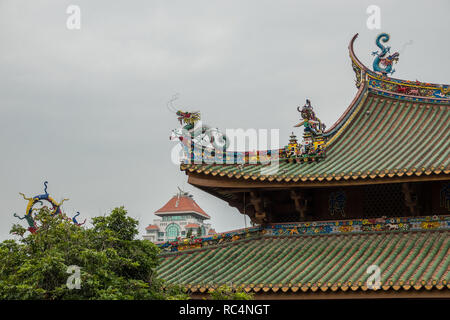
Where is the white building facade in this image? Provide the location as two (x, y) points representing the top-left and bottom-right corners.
(144, 190), (215, 243)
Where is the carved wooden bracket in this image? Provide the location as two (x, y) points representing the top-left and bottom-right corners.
(401, 183), (419, 216)
(249, 191), (267, 224)
(290, 190), (308, 220)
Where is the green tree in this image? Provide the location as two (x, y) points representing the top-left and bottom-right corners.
(197, 226), (202, 237)
(208, 284), (254, 300)
(0, 207), (188, 300)
(186, 229), (192, 238)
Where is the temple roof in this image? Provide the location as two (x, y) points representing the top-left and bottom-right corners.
(145, 224), (159, 231)
(179, 34), (449, 187)
(155, 192), (210, 219)
(157, 215), (450, 295)
(182, 94), (449, 184)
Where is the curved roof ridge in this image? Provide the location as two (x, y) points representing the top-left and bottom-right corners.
(325, 33), (450, 140)
(348, 33), (449, 105)
(324, 33), (369, 136)
(324, 83), (368, 138)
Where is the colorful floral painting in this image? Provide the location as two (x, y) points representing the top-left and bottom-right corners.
(160, 215), (450, 253)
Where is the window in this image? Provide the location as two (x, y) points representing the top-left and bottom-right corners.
(162, 215), (186, 221)
(166, 223), (181, 241)
(363, 184), (406, 217)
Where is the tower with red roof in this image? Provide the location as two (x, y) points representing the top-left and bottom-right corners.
(143, 189), (215, 243)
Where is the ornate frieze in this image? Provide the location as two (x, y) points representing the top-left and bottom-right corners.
(159, 215), (450, 253)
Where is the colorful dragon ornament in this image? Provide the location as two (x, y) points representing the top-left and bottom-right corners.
(13, 181), (85, 234)
(371, 33), (399, 76)
(167, 94), (228, 150)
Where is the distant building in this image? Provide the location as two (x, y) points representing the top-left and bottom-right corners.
(144, 189), (215, 243)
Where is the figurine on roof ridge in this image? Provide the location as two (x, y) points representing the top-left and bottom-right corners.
(167, 94), (228, 150)
(285, 99), (326, 162)
(371, 33), (399, 76)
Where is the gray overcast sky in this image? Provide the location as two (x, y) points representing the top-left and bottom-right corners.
(1, 0), (449, 241)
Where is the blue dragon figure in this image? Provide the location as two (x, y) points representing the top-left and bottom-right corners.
(371, 33), (399, 76)
(72, 211), (86, 226)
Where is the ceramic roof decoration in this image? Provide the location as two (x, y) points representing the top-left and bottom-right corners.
(371, 33), (400, 76)
(13, 181), (85, 234)
(168, 93), (229, 151)
(288, 99), (326, 162)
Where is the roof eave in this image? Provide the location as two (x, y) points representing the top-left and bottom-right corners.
(155, 210), (210, 219)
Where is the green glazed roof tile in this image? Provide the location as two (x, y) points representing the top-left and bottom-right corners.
(158, 230), (450, 292)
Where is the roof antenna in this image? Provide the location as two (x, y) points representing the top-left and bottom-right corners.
(175, 186), (182, 207)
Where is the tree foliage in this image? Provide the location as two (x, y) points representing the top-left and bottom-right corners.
(208, 285), (254, 300)
(0, 207), (188, 300)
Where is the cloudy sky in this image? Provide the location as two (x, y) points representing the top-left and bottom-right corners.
(1, 0), (449, 240)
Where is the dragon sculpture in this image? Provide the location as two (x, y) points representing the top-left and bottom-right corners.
(175, 110), (201, 132)
(13, 213), (38, 233)
(371, 33), (399, 76)
(72, 211), (86, 226)
(13, 181), (84, 234)
(167, 94), (228, 150)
